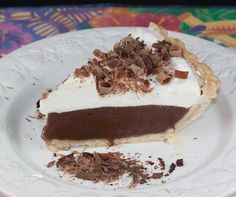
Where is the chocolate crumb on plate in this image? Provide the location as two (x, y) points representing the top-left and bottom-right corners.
(55, 151), (149, 186)
(25, 117), (32, 122)
(152, 172), (163, 179)
(145, 161), (154, 165)
(169, 163), (176, 174)
(176, 159), (184, 167)
(139, 179), (147, 184)
(52, 152), (184, 187)
(47, 160), (55, 168)
(158, 157), (165, 170)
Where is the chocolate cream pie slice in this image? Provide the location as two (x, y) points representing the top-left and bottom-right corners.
(38, 23), (220, 151)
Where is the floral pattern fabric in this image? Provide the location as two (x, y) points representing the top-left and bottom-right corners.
(0, 6), (235, 54)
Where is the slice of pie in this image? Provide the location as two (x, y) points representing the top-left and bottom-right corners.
(38, 23), (220, 151)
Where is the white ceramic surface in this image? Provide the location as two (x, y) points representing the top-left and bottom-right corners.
(0, 27), (235, 197)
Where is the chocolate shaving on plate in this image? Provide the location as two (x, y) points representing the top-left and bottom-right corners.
(158, 157), (166, 170)
(169, 163), (176, 174)
(176, 159), (184, 167)
(53, 152), (186, 188)
(47, 160), (55, 168)
(152, 172), (164, 179)
(56, 151), (148, 186)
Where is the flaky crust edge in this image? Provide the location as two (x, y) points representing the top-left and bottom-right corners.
(45, 23), (221, 152)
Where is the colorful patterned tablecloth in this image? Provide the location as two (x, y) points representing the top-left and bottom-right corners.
(0, 5), (235, 197)
(0, 5), (236, 55)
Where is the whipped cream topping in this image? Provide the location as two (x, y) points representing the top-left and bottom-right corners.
(131, 27), (164, 47)
(39, 29), (202, 114)
(39, 56), (201, 114)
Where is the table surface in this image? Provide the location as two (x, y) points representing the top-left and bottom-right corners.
(0, 4), (236, 197)
(0, 5), (235, 56)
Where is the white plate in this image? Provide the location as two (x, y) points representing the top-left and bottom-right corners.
(0, 27), (236, 197)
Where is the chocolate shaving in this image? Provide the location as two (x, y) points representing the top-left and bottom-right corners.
(97, 80), (113, 95)
(56, 151), (148, 186)
(169, 163), (176, 174)
(73, 35), (188, 96)
(36, 110), (45, 119)
(158, 157), (165, 170)
(174, 70), (189, 79)
(152, 172), (163, 179)
(74, 66), (90, 78)
(47, 160), (55, 168)
(152, 40), (171, 52)
(156, 68), (174, 85)
(107, 58), (122, 68)
(90, 64), (104, 79)
(25, 117), (31, 122)
(53, 152), (185, 188)
(93, 49), (104, 58)
(139, 178), (147, 184)
(176, 159), (184, 167)
(145, 161), (154, 166)
(128, 64), (145, 76)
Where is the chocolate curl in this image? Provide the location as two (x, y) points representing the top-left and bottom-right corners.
(155, 65), (164, 74)
(160, 47), (171, 62)
(138, 78), (152, 93)
(97, 80), (113, 95)
(158, 60), (170, 68)
(107, 58), (122, 68)
(128, 64), (145, 77)
(169, 45), (182, 57)
(74, 66), (90, 78)
(93, 49), (108, 66)
(152, 40), (171, 52)
(132, 53), (146, 71)
(138, 48), (151, 59)
(113, 36), (135, 51)
(93, 49), (104, 58)
(174, 70), (189, 79)
(120, 35), (136, 44)
(90, 64), (104, 79)
(156, 68), (174, 85)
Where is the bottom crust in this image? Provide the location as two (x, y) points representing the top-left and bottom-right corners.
(45, 97), (210, 152)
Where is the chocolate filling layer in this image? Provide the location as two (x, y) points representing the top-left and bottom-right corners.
(42, 105), (189, 144)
